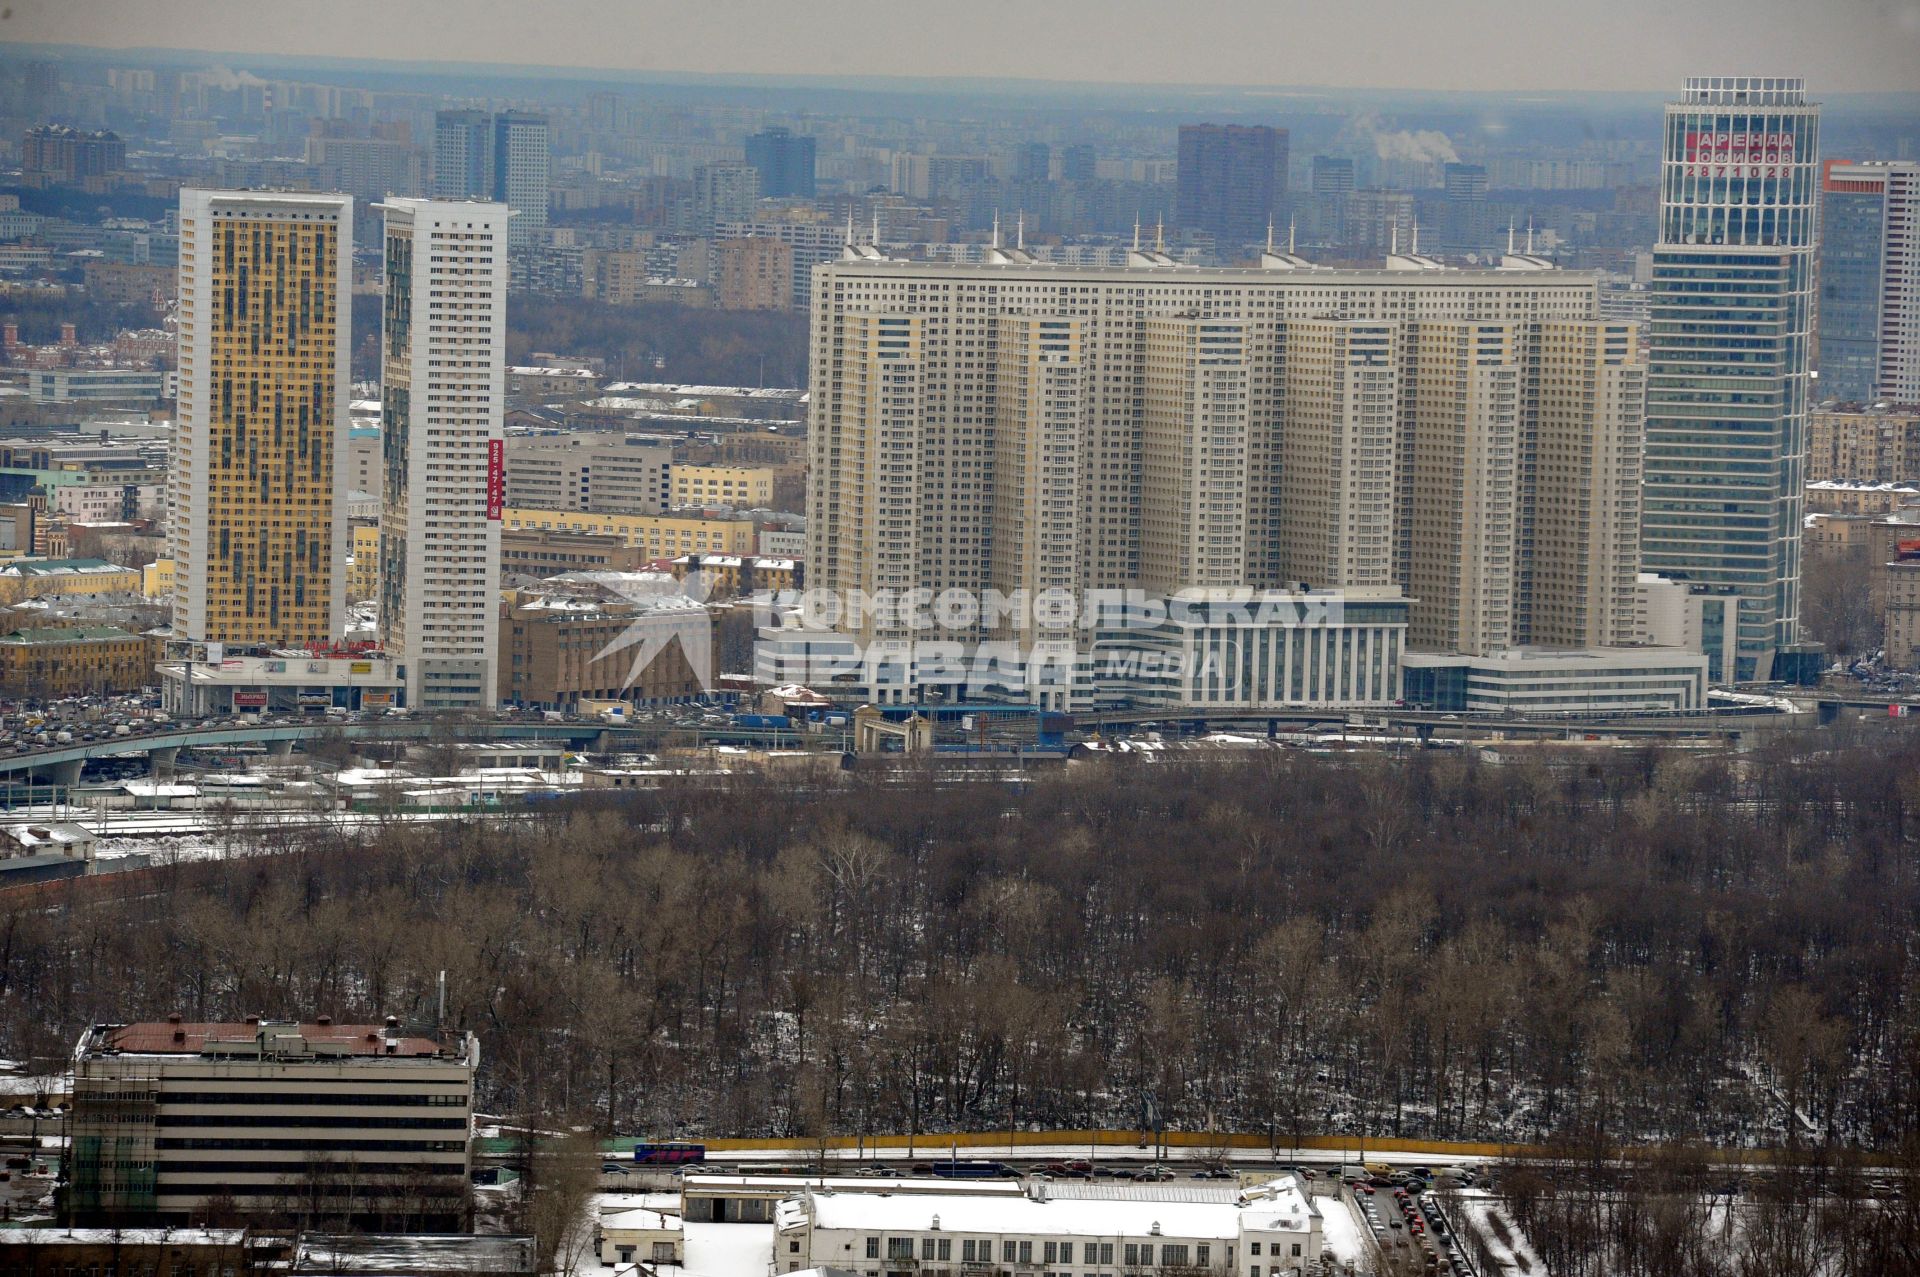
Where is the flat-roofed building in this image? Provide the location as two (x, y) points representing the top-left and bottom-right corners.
(498, 593), (711, 709)
(502, 508), (758, 558)
(1402, 646), (1711, 714)
(671, 464), (774, 509)
(505, 433), (671, 515)
(777, 1180), (1321, 1277)
(67, 1018), (477, 1229)
(500, 527), (651, 579)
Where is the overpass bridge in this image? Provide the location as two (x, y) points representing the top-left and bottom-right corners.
(0, 694), (1874, 799)
(0, 717), (814, 790)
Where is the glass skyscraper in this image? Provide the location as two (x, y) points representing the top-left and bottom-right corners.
(1819, 161), (1920, 405)
(745, 127), (817, 199)
(1642, 77), (1820, 684)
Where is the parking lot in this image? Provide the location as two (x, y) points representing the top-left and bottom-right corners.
(1343, 1164), (1480, 1276)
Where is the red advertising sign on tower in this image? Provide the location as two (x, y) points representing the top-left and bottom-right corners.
(1683, 131), (1794, 178)
(486, 439), (505, 520)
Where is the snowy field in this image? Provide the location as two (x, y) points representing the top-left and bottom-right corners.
(1449, 1190), (1544, 1274)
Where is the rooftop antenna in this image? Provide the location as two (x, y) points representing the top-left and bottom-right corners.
(1154, 215), (1164, 253)
(1132, 214), (1141, 251)
(1391, 223), (1399, 256)
(1288, 215), (1296, 256)
(1411, 220), (1420, 255)
(1266, 218), (1274, 254)
(1016, 210), (1025, 251)
(991, 209), (1001, 250)
(1507, 219), (1516, 254)
(1526, 216), (1535, 255)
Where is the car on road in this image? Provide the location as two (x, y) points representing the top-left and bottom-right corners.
(1134, 1165), (1174, 1182)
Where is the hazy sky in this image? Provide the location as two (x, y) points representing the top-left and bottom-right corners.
(12, 0), (1920, 93)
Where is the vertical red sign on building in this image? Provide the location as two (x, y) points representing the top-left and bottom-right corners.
(486, 439), (505, 521)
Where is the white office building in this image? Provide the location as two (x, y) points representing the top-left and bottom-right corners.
(776, 1181), (1322, 1277)
(375, 198), (509, 710)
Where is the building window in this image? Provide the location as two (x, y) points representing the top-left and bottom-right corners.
(867, 1239), (879, 1259)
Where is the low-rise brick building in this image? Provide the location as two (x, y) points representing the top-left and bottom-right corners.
(0, 625), (148, 697)
(499, 594), (712, 709)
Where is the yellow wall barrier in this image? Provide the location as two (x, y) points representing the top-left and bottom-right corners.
(686, 1129), (1806, 1165)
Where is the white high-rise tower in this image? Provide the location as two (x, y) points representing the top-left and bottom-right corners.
(375, 198), (510, 710)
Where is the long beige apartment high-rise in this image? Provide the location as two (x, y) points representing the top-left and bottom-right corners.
(800, 250), (1646, 706)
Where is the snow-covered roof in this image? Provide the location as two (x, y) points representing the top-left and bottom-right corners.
(789, 1190), (1253, 1240)
(1807, 479), (1920, 493)
(0, 1230), (247, 1246)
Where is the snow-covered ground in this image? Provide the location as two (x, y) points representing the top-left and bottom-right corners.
(1449, 1190), (1543, 1274)
(1316, 1195), (1370, 1270)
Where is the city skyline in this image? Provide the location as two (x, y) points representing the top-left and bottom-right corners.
(11, 0), (1920, 95)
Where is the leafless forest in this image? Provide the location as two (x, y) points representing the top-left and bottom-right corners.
(4, 733), (1917, 1163)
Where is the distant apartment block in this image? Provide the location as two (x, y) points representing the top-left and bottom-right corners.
(22, 124), (124, 183)
(1176, 124), (1288, 250)
(501, 508), (757, 559)
(744, 126), (817, 198)
(432, 110), (549, 247)
(713, 237), (793, 311)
